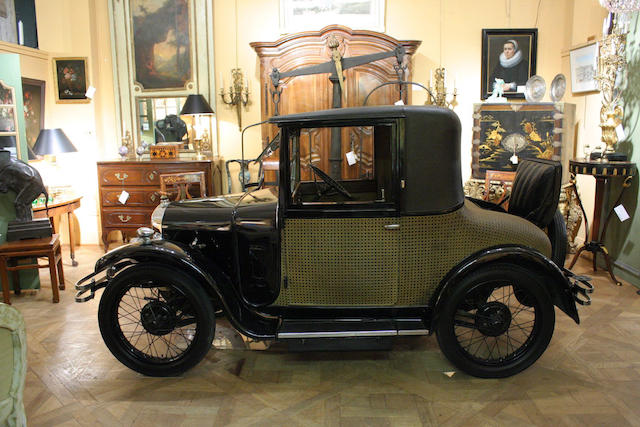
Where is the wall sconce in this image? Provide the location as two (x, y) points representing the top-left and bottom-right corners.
(426, 67), (457, 109)
(219, 68), (249, 130)
(180, 94), (214, 160)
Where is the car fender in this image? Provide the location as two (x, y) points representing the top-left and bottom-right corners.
(79, 239), (278, 339)
(429, 245), (580, 332)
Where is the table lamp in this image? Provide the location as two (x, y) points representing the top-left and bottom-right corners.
(180, 94), (214, 159)
(32, 128), (77, 163)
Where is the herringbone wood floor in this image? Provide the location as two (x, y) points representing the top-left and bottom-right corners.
(9, 245), (640, 426)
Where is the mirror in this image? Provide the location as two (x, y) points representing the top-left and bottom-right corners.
(136, 96), (189, 149)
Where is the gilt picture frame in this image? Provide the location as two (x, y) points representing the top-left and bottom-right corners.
(53, 57), (90, 103)
(481, 28), (538, 100)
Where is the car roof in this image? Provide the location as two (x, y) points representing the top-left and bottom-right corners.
(269, 105), (445, 125)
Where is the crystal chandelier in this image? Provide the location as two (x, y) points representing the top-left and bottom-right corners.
(599, 0), (640, 12)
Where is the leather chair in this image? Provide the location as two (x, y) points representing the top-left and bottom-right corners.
(0, 303), (27, 426)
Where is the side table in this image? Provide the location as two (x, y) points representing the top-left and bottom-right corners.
(568, 159), (636, 286)
(33, 196), (82, 266)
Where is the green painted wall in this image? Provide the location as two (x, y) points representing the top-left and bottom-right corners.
(604, 13), (640, 287)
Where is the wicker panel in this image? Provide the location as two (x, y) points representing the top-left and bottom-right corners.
(398, 199), (552, 305)
(279, 217), (400, 306)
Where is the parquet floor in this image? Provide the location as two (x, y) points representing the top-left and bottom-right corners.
(8, 245), (640, 426)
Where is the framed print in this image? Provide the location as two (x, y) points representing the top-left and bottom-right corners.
(569, 42), (599, 94)
(0, 80), (17, 135)
(53, 57), (90, 103)
(21, 78), (45, 150)
(280, 0), (385, 33)
(481, 28), (538, 100)
(131, 0), (192, 90)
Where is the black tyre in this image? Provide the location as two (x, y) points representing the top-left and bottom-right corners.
(436, 263), (555, 378)
(98, 264), (215, 377)
(547, 209), (567, 268)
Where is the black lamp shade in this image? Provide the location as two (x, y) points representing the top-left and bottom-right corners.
(33, 128), (77, 155)
(180, 94), (214, 115)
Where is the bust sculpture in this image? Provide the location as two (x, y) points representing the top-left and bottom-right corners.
(0, 149), (48, 222)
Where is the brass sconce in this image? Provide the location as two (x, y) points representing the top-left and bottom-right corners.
(219, 68), (249, 130)
(426, 67), (457, 109)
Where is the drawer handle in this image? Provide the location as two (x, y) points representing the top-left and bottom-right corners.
(115, 172), (128, 181)
(148, 171), (157, 180)
(118, 215), (132, 223)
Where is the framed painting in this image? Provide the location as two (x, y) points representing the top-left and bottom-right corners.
(0, 80), (17, 135)
(569, 42), (599, 94)
(279, 0), (385, 33)
(21, 78), (45, 150)
(53, 57), (90, 103)
(481, 29), (538, 100)
(131, 0), (192, 90)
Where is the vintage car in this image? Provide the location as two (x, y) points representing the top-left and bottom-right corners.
(76, 106), (592, 379)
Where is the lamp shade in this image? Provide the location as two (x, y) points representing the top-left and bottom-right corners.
(180, 94), (214, 115)
(33, 128), (77, 156)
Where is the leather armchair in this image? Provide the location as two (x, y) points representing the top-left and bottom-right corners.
(0, 303), (26, 426)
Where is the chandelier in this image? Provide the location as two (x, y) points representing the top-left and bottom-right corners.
(599, 0), (640, 12)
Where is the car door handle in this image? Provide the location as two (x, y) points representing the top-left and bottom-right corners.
(384, 224), (400, 230)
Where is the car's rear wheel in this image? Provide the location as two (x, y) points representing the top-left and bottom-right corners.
(436, 263), (555, 378)
(98, 264), (215, 377)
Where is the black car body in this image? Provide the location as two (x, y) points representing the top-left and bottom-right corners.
(77, 106), (592, 378)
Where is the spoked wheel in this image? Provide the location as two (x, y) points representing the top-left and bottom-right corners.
(98, 265), (215, 377)
(436, 263), (555, 378)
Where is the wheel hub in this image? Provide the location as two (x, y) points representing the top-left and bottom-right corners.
(475, 301), (512, 337)
(140, 300), (176, 336)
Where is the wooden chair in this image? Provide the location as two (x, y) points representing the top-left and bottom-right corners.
(0, 234), (64, 304)
(225, 159), (264, 193)
(159, 171), (206, 201)
(483, 170), (516, 208)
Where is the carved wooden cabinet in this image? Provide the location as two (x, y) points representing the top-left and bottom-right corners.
(251, 26), (421, 183)
(97, 160), (216, 250)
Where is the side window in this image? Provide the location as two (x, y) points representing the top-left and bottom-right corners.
(288, 124), (394, 206)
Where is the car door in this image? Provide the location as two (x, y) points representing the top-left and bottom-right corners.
(279, 122), (400, 306)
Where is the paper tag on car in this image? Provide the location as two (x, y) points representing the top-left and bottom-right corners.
(614, 204), (630, 222)
(516, 85), (525, 93)
(616, 124), (625, 141)
(118, 190), (129, 205)
(346, 151), (357, 165)
(394, 99), (404, 106)
(510, 154), (518, 164)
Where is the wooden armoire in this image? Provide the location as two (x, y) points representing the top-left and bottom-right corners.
(251, 26), (421, 183)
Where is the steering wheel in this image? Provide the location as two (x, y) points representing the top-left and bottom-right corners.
(309, 164), (353, 199)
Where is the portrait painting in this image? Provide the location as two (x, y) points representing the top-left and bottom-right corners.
(22, 78), (45, 149)
(569, 42), (599, 94)
(131, 0), (192, 90)
(481, 29), (538, 99)
(53, 57), (89, 103)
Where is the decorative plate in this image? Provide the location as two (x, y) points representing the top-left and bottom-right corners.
(501, 133), (528, 153)
(524, 75), (546, 102)
(550, 74), (567, 102)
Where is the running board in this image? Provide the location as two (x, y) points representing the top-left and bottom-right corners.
(277, 319), (429, 339)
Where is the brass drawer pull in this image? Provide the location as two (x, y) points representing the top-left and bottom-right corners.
(118, 215), (132, 223)
(115, 172), (128, 181)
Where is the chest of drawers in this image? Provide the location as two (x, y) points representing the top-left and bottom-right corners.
(97, 160), (217, 251)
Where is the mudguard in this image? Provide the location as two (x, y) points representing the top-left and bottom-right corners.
(430, 245), (591, 331)
(75, 239), (278, 339)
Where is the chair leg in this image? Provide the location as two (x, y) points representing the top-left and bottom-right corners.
(57, 246), (65, 290)
(48, 253), (60, 303)
(0, 257), (11, 304)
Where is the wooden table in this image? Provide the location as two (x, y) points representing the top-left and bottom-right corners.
(33, 196), (82, 266)
(567, 159), (636, 286)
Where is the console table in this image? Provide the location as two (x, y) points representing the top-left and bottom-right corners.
(97, 160), (218, 251)
(567, 158), (636, 285)
(33, 196), (82, 266)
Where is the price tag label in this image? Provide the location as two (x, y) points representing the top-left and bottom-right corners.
(510, 154), (519, 164)
(615, 124), (626, 141)
(394, 99), (405, 106)
(346, 151), (357, 166)
(118, 190), (129, 205)
(85, 85), (96, 99)
(614, 204), (630, 222)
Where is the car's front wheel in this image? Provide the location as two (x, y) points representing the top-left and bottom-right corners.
(98, 264), (215, 377)
(436, 263), (555, 378)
